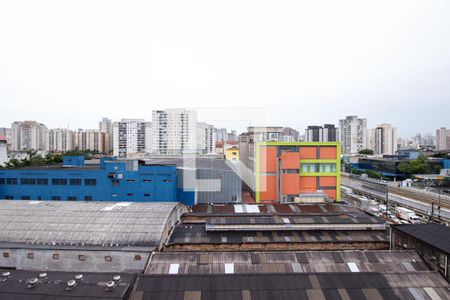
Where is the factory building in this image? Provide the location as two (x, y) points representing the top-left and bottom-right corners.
(0, 200), (187, 273)
(0, 156), (186, 204)
(256, 142), (340, 203)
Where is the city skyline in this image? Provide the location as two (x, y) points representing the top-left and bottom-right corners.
(1, 1), (450, 137)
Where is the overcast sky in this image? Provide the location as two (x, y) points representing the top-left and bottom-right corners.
(1, 1), (449, 137)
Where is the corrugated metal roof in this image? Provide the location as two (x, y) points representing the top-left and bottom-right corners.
(393, 224), (450, 254)
(145, 250), (429, 275)
(133, 272), (450, 300)
(167, 224), (388, 246)
(0, 200), (184, 249)
(0, 268), (136, 299)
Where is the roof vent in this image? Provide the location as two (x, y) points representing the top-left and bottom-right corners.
(39, 273), (47, 279)
(27, 278), (38, 288)
(1, 272), (10, 277)
(105, 280), (115, 291)
(66, 279), (76, 290)
(113, 275), (121, 281)
(75, 274), (83, 280)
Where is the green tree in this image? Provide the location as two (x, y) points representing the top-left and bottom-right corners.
(358, 149), (374, 155)
(398, 155), (427, 177)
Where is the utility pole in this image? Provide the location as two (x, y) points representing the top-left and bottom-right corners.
(438, 180), (441, 222)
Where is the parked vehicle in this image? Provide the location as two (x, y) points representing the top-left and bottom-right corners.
(395, 207), (421, 224)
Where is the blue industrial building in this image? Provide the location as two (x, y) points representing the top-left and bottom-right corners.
(0, 156), (195, 205)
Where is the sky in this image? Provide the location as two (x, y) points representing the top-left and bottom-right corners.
(0, 1), (449, 138)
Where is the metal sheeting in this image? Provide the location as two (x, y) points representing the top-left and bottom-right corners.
(0, 200), (183, 249)
(145, 250), (429, 275)
(133, 272), (450, 300)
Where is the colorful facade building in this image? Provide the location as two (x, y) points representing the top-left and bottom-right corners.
(225, 147), (239, 160)
(255, 142), (340, 202)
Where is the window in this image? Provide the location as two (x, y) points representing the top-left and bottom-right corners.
(20, 178), (36, 185)
(5, 196), (13, 200)
(111, 193), (118, 197)
(142, 179), (152, 183)
(163, 179), (172, 183)
(28, 253), (34, 259)
(21, 196), (30, 200)
(0, 178), (5, 185)
(67, 196), (77, 201)
(52, 179), (67, 185)
(78, 255), (86, 261)
(126, 179), (135, 183)
(84, 196), (92, 201)
(85, 179), (97, 186)
(127, 193), (133, 197)
(37, 178), (48, 185)
(144, 194), (151, 197)
(134, 255), (141, 261)
(3, 252), (9, 258)
(53, 253), (59, 260)
(6, 178), (17, 185)
(51, 196), (61, 200)
(112, 179), (119, 186)
(70, 179), (81, 186)
(105, 256), (112, 262)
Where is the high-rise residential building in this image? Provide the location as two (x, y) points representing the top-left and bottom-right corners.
(76, 129), (106, 153)
(11, 121), (47, 151)
(151, 109), (197, 155)
(214, 128), (238, 143)
(99, 118), (113, 154)
(0, 128), (11, 146)
(436, 127), (450, 150)
(112, 119), (151, 157)
(197, 122), (215, 154)
(339, 116), (367, 154)
(46, 129), (75, 152)
(305, 124), (338, 142)
(0, 136), (7, 166)
(370, 123), (398, 155)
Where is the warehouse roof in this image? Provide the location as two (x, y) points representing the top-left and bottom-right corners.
(0, 269), (136, 299)
(0, 200), (186, 250)
(393, 224), (450, 254)
(166, 223), (388, 249)
(145, 157), (235, 172)
(133, 271), (450, 300)
(145, 250), (428, 275)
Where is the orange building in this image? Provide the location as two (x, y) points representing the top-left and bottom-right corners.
(256, 142), (340, 202)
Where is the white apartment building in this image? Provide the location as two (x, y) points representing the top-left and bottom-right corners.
(0, 136), (7, 166)
(0, 128), (11, 146)
(46, 129), (75, 152)
(339, 116), (367, 154)
(197, 122), (215, 154)
(112, 119), (151, 157)
(75, 129), (105, 153)
(436, 127), (450, 150)
(99, 118), (113, 154)
(151, 109), (197, 155)
(370, 123), (398, 155)
(11, 121), (47, 151)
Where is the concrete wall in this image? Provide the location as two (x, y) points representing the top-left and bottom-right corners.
(0, 248), (151, 273)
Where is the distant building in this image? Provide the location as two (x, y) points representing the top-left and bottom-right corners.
(46, 128), (75, 152)
(196, 122), (215, 154)
(99, 117), (113, 154)
(151, 109), (197, 155)
(76, 129), (106, 153)
(0, 128), (11, 146)
(256, 142), (340, 202)
(112, 119), (151, 157)
(214, 128), (237, 143)
(281, 127), (299, 142)
(305, 124), (338, 142)
(0, 156), (182, 203)
(238, 126), (284, 170)
(11, 120), (47, 151)
(371, 123), (398, 155)
(0, 136), (7, 166)
(339, 116), (367, 154)
(436, 127), (450, 150)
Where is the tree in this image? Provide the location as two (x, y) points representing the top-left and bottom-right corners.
(358, 149), (374, 155)
(398, 155), (427, 177)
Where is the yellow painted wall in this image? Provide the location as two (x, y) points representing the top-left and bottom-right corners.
(225, 148), (239, 160)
